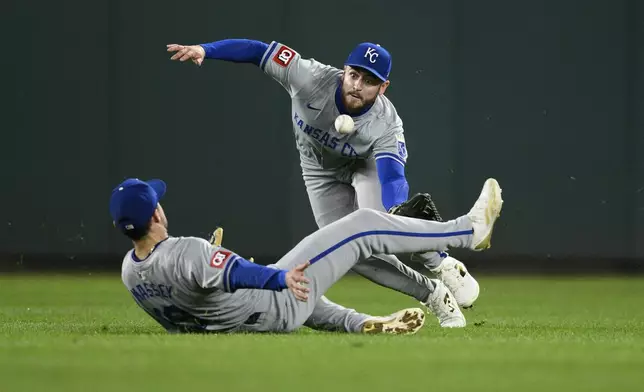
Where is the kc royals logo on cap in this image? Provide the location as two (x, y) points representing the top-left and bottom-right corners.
(344, 42), (392, 82)
(364, 47), (379, 64)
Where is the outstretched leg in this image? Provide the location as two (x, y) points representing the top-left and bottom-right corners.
(304, 296), (370, 333)
(304, 171), (440, 304)
(303, 296), (425, 335)
(275, 178), (503, 331)
(352, 160), (481, 308)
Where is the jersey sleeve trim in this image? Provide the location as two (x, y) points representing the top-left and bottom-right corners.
(375, 152), (406, 167)
(260, 41), (279, 71)
(222, 255), (240, 293)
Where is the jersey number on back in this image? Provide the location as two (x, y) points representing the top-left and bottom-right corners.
(153, 305), (208, 332)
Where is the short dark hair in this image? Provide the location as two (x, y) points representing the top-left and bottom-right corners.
(120, 220), (152, 241)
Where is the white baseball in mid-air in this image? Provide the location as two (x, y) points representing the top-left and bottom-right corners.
(335, 115), (355, 134)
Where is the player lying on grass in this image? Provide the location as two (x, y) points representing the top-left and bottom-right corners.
(166, 39), (481, 311)
(110, 177), (503, 334)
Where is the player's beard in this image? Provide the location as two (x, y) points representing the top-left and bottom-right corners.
(342, 91), (377, 113)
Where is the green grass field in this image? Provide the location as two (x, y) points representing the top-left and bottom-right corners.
(1, 274), (643, 392)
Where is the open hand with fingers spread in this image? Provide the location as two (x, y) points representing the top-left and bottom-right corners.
(286, 262), (311, 302)
(167, 44), (206, 66)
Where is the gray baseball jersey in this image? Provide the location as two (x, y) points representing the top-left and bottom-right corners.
(260, 41), (408, 172)
(121, 236), (372, 333)
(120, 211), (477, 334)
(258, 41), (447, 299)
(121, 237), (276, 333)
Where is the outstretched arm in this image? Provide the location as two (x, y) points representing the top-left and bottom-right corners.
(187, 238), (310, 301)
(227, 258), (311, 301)
(167, 39), (336, 98)
(200, 39), (269, 65)
(167, 39), (268, 66)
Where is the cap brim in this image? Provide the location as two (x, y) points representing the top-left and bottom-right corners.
(344, 63), (387, 82)
(146, 179), (166, 200)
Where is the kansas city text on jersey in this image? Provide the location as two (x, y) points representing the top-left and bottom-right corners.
(293, 112), (359, 158)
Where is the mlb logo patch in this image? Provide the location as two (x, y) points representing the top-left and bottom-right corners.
(210, 250), (232, 269)
(273, 45), (296, 67)
(396, 134), (408, 161)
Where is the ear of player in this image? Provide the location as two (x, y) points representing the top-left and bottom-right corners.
(207, 227), (254, 263)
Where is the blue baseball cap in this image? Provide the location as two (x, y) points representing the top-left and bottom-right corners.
(109, 178), (166, 233)
(344, 42), (392, 82)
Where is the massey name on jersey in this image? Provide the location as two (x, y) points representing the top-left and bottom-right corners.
(130, 282), (173, 302)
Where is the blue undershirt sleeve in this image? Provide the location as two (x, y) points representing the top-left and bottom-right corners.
(199, 39), (269, 66)
(226, 257), (288, 292)
(376, 158), (410, 211)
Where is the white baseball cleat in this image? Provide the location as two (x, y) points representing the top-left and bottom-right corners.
(362, 308), (425, 335)
(422, 280), (466, 328)
(468, 178), (504, 251)
(431, 256), (480, 308)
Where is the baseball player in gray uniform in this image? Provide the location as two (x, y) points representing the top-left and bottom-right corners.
(110, 177), (503, 333)
(166, 39), (480, 311)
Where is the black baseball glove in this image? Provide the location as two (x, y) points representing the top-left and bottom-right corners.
(388, 193), (444, 222)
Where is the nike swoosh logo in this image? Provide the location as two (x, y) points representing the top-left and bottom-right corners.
(306, 103), (321, 111)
